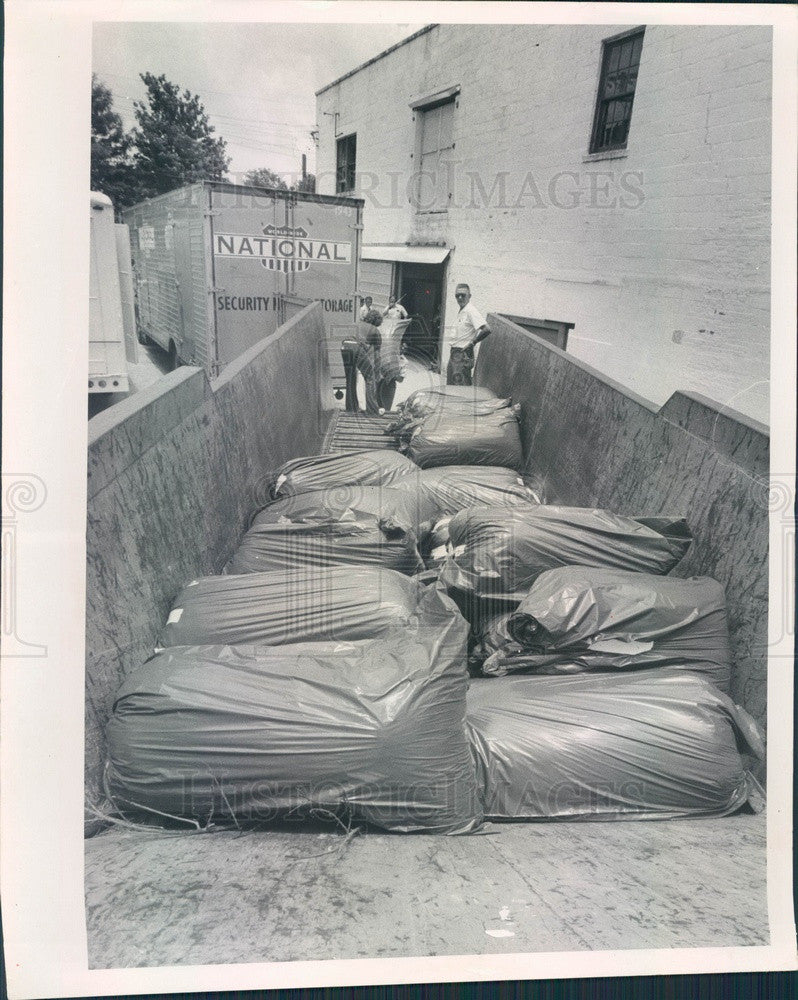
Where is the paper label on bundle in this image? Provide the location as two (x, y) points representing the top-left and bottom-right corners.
(167, 608), (184, 625)
(588, 637), (654, 655)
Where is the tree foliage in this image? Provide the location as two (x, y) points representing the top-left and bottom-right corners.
(90, 75), (139, 210)
(243, 167), (288, 190)
(291, 173), (316, 194)
(132, 73), (230, 198)
(91, 71), (310, 211)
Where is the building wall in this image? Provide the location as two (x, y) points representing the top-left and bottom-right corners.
(85, 304), (334, 832)
(478, 314), (771, 735)
(316, 23), (772, 424)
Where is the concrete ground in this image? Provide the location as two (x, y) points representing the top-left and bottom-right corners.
(85, 811), (767, 968)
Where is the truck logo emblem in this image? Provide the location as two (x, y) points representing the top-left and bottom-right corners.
(214, 226), (352, 273)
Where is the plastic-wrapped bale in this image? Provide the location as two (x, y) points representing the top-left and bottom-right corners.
(270, 449), (419, 500)
(477, 567), (732, 691)
(419, 465), (543, 518)
(227, 486), (424, 576)
(419, 465), (544, 562)
(387, 385), (508, 439)
(467, 670), (765, 821)
(440, 505), (692, 601)
(106, 589), (482, 834)
(159, 567), (434, 648)
(406, 407), (524, 470)
(255, 483), (437, 535)
(379, 316), (410, 384)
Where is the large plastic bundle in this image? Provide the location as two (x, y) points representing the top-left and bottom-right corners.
(378, 316), (410, 383)
(271, 449), (419, 500)
(226, 487), (424, 576)
(406, 407), (524, 470)
(419, 465), (543, 517)
(107, 589), (482, 834)
(476, 567), (732, 691)
(254, 483), (431, 530)
(387, 385), (508, 438)
(440, 505), (692, 600)
(417, 466), (543, 564)
(159, 567), (430, 648)
(467, 670), (765, 821)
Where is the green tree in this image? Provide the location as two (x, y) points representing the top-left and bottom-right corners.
(90, 75), (138, 210)
(243, 167), (288, 190)
(132, 73), (230, 198)
(291, 173), (316, 194)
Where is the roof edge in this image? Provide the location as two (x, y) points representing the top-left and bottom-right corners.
(315, 25), (437, 97)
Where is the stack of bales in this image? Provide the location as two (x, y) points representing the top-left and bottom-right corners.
(105, 387), (764, 832)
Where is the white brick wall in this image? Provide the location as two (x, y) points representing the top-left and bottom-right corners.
(316, 24), (772, 423)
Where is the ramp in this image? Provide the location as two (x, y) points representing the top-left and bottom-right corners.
(324, 411), (400, 452)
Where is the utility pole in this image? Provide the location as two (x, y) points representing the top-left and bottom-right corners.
(301, 153), (307, 188)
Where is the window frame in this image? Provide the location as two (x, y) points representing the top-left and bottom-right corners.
(413, 93), (458, 215)
(336, 132), (357, 194)
(589, 27), (645, 156)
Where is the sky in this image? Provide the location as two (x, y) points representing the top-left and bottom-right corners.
(93, 21), (419, 182)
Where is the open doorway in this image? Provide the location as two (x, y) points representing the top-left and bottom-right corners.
(397, 261), (446, 369)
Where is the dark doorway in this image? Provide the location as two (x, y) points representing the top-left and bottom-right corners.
(398, 261), (446, 368)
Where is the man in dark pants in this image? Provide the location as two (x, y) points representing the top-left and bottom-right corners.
(447, 283), (491, 386)
(346, 308), (382, 413)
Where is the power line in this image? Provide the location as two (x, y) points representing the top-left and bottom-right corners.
(107, 91), (310, 150)
(98, 70), (315, 114)
(108, 90), (309, 131)
(98, 83), (314, 165)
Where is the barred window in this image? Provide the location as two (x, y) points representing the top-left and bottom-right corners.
(336, 133), (356, 193)
(590, 29), (645, 154)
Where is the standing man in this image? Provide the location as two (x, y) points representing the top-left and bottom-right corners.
(351, 308), (383, 413)
(382, 295), (408, 321)
(447, 283), (491, 386)
(358, 295), (373, 321)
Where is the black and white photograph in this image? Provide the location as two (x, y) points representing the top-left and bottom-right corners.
(2, 2), (797, 996)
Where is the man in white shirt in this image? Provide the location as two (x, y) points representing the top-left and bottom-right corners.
(447, 282), (491, 385)
(382, 295), (408, 321)
(358, 295), (373, 321)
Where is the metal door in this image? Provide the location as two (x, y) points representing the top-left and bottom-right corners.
(209, 186), (284, 370)
(173, 220), (196, 363)
(114, 224), (138, 365)
(209, 185), (361, 372)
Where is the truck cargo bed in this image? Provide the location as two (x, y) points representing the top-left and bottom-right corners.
(85, 812), (767, 967)
(84, 304), (773, 971)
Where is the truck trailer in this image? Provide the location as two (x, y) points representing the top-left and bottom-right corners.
(123, 181), (364, 377)
(89, 192), (136, 393)
(84, 301), (775, 968)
